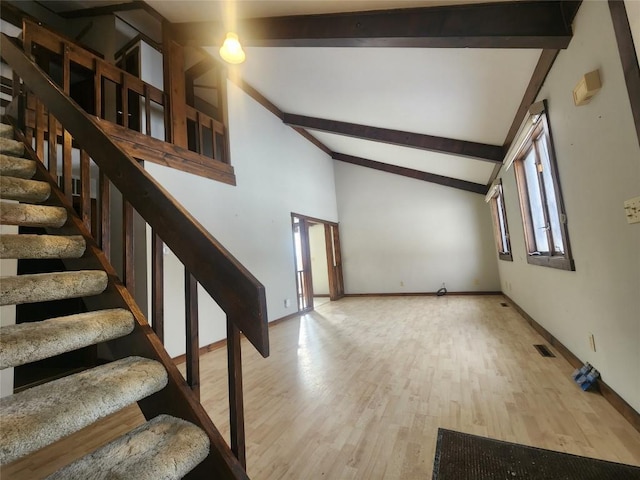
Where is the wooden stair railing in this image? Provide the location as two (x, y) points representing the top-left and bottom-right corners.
(2, 31), (268, 474)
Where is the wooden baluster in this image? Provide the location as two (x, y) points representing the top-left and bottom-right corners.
(22, 20), (32, 61)
(197, 112), (204, 155)
(212, 123), (218, 161)
(11, 72), (25, 128)
(12, 71), (20, 100)
(94, 62), (102, 119)
(185, 269), (200, 399)
(99, 171), (110, 261)
(122, 75), (129, 129)
(62, 129), (72, 200)
(144, 84), (152, 136)
(47, 112), (58, 178)
(22, 21), (35, 148)
(208, 118), (214, 159)
(25, 126), (33, 146)
(152, 231), (164, 343)
(80, 149), (91, 233)
(62, 44), (72, 200)
(35, 99), (44, 163)
(227, 317), (246, 468)
(123, 200), (135, 296)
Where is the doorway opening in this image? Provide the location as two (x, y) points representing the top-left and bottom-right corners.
(292, 214), (344, 313)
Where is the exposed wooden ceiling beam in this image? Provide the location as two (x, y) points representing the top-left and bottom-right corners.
(502, 3), (582, 149)
(283, 113), (504, 163)
(226, 76), (331, 156)
(502, 49), (560, 149)
(55, 0), (165, 22)
(230, 75), (491, 192)
(333, 153), (488, 195)
(293, 128), (332, 156)
(229, 76), (284, 121)
(488, 2), (582, 184)
(487, 48), (560, 184)
(171, 1), (580, 49)
(57, 1), (143, 19)
(185, 57), (217, 81)
(0, 1), (24, 28)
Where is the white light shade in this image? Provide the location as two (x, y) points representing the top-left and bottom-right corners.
(219, 32), (246, 64)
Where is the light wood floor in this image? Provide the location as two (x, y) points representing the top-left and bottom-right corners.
(3, 296), (640, 479)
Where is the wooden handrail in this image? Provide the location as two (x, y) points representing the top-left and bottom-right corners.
(1, 33), (270, 357)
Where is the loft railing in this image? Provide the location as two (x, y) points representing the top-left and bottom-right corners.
(21, 19), (227, 165)
(1, 31), (268, 469)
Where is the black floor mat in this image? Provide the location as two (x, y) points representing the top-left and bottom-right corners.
(432, 428), (640, 479)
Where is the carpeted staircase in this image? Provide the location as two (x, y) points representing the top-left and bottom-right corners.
(0, 123), (210, 478)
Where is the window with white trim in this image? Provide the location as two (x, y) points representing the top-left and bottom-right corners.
(488, 180), (512, 261)
(509, 101), (574, 271)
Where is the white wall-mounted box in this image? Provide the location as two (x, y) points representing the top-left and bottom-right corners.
(573, 69), (602, 106)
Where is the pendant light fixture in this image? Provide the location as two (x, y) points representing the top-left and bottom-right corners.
(219, 32), (246, 64)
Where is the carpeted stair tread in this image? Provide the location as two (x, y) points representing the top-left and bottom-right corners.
(0, 234), (85, 259)
(0, 137), (24, 156)
(0, 123), (13, 139)
(46, 414), (210, 480)
(0, 356), (168, 464)
(0, 309), (134, 369)
(0, 270), (108, 306)
(0, 176), (51, 203)
(0, 154), (36, 179)
(0, 202), (67, 227)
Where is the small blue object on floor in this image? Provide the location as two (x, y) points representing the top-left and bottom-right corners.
(572, 362), (600, 391)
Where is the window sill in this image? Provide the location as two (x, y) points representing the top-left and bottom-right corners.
(498, 253), (513, 262)
(526, 254), (575, 271)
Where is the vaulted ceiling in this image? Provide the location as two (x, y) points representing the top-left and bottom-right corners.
(23, 0), (582, 194)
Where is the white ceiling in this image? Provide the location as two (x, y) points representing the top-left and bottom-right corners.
(229, 46), (540, 145)
(310, 132), (495, 184)
(213, 44), (541, 184)
(53, 0), (544, 188)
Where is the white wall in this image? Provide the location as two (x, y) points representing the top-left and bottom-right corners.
(495, 1), (640, 412)
(334, 162), (501, 294)
(309, 223), (330, 295)
(145, 80), (338, 357)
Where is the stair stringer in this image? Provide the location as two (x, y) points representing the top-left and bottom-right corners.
(9, 121), (249, 480)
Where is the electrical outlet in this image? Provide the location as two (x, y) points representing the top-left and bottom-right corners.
(623, 196), (640, 224)
(284, 299), (291, 308)
(400, 281), (404, 287)
(588, 333), (596, 352)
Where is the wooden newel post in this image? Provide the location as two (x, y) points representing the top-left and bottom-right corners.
(227, 316), (246, 469)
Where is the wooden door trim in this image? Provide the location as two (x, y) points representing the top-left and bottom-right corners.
(291, 213), (344, 305)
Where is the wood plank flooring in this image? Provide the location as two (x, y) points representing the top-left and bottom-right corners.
(3, 295), (640, 479)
